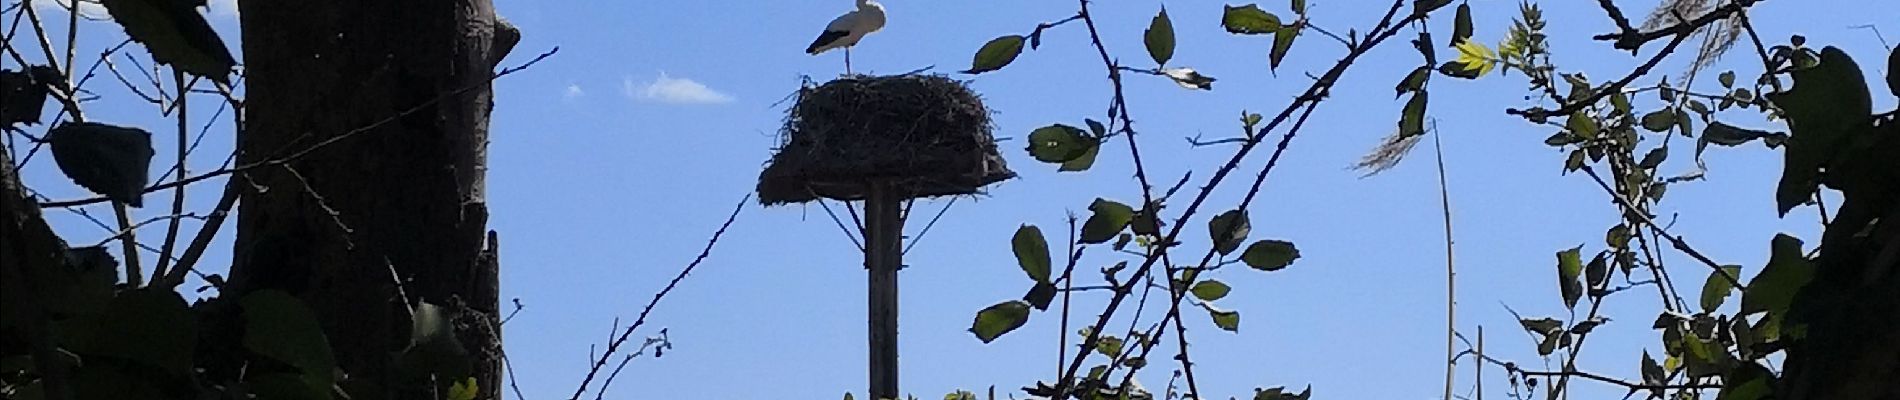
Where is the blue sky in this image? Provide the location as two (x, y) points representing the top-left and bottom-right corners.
(9, 0), (1896, 399)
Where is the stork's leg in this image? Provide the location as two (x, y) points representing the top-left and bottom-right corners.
(845, 47), (854, 75)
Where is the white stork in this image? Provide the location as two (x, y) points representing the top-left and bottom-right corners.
(806, 0), (886, 74)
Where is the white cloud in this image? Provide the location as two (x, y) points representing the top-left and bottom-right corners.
(626, 72), (733, 105)
(563, 84), (585, 100)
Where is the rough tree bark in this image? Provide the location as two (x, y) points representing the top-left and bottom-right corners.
(230, 1), (515, 399)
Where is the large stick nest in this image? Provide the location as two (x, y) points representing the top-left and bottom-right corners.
(758, 74), (1014, 205)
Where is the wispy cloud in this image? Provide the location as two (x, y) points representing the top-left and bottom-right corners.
(563, 84), (586, 100)
(626, 72), (733, 105)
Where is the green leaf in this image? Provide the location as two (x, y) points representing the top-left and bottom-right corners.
(1145, 7), (1175, 66)
(1638, 146), (1668, 169)
(1544, 132), (1580, 147)
(1766, 47), (1872, 216)
(241, 290), (336, 398)
(64, 288), (196, 376)
(1085, 118), (1107, 137)
(1208, 209), (1251, 255)
(1291, 0), (1307, 14)
(1682, 332), (1734, 378)
(1700, 265), (1742, 312)
(1190, 279), (1233, 301)
(1058, 142), (1100, 172)
(1023, 282), (1056, 310)
(1026, 124), (1093, 164)
(44, 122), (156, 207)
(1741, 234), (1812, 316)
(1270, 26), (1299, 72)
(1080, 199), (1136, 244)
(970, 300), (1032, 343)
(1400, 91), (1428, 136)
(1095, 336), (1124, 357)
(1557, 246), (1584, 309)
(1201, 303), (1240, 332)
(1606, 224), (1631, 249)
(1564, 148), (1586, 172)
(1130, 208), (1162, 236)
(1437, 60), (1482, 80)
(1518, 317), (1562, 335)
(1536, 331), (1564, 355)
(1012, 225), (1052, 283)
(1675, 108), (1695, 137)
(1585, 251), (1609, 289)
(1640, 109), (1677, 132)
(1639, 351), (1666, 384)
(1396, 66), (1430, 98)
(965, 35), (1027, 74)
(99, 0), (236, 82)
(1566, 112), (1599, 139)
(1241, 240), (1300, 271)
(1222, 4), (1282, 35)
(1718, 362), (1775, 400)
(1449, 3), (1473, 46)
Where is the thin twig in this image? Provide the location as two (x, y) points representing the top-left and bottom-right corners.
(1434, 125), (1456, 400)
(569, 194), (748, 400)
(152, 69), (190, 282)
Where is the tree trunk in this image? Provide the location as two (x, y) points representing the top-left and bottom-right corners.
(230, 1), (513, 398)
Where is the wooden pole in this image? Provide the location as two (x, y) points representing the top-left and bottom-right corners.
(864, 181), (903, 399)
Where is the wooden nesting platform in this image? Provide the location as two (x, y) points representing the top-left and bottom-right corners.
(757, 74), (1014, 205)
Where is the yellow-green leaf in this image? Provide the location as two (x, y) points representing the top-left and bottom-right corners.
(965, 35), (1026, 74)
(1451, 39), (1497, 77)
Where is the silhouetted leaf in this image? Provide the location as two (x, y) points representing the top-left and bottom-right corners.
(1270, 27), (1299, 72)
(1190, 279), (1232, 301)
(1208, 209), (1250, 255)
(1718, 362), (1774, 400)
(1400, 91), (1428, 136)
(1396, 66), (1430, 98)
(1437, 61), (1481, 79)
(1254, 385), (1312, 400)
(1699, 122), (1788, 159)
(1201, 303), (1240, 332)
(1027, 124), (1093, 164)
(64, 289), (196, 375)
(0, 66), (62, 127)
(1413, 0), (1452, 16)
(42, 246), (117, 319)
(1570, 316), (1608, 334)
(100, 0), (236, 81)
(1741, 234), (1812, 316)
(1719, 71), (1737, 88)
(1241, 240), (1299, 271)
(1700, 265), (1742, 312)
(970, 300), (1031, 343)
(1012, 225), (1052, 283)
(1766, 47), (1871, 216)
(965, 35), (1026, 74)
(1081, 199), (1135, 244)
(1145, 7), (1175, 66)
(1023, 282), (1056, 310)
(242, 290), (336, 396)
(1557, 246), (1584, 309)
(1449, 4), (1472, 46)
(1606, 224), (1631, 249)
(1085, 118), (1107, 137)
(1544, 132), (1580, 147)
(1638, 146), (1668, 169)
(45, 122), (155, 207)
(1888, 47), (1898, 97)
(1222, 4), (1281, 34)
(1519, 317), (1562, 335)
(1130, 208), (1161, 236)
(1641, 350), (1666, 385)
(1585, 251), (1609, 289)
